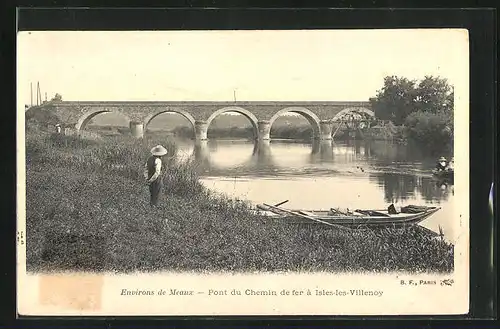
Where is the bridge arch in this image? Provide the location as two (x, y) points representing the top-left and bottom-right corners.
(205, 107), (259, 139)
(143, 109), (197, 138)
(332, 107), (375, 122)
(268, 107), (321, 139)
(75, 109), (131, 132)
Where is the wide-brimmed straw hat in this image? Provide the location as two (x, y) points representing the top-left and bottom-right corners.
(439, 156), (447, 162)
(150, 145), (168, 156)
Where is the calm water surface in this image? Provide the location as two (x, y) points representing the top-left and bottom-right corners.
(172, 139), (455, 239)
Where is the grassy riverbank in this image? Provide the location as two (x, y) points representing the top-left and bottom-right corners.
(25, 124), (454, 273)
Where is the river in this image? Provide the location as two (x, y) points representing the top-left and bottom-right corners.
(171, 138), (455, 239)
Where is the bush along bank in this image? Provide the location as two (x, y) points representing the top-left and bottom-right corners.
(172, 125), (401, 142)
(170, 125), (314, 141)
(25, 130), (454, 273)
(404, 110), (454, 154)
(94, 122), (408, 143)
(360, 123), (406, 143)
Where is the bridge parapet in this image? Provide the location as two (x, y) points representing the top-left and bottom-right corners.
(26, 100), (372, 140)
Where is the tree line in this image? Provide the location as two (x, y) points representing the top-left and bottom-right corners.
(369, 76), (454, 152)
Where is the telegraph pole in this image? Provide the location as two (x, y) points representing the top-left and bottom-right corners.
(37, 81), (41, 106)
(30, 82), (33, 106)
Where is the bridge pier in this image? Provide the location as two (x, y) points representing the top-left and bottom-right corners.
(311, 139), (334, 163)
(252, 139), (272, 157)
(129, 121), (144, 138)
(319, 120), (333, 140)
(195, 121), (208, 141)
(250, 139), (274, 167)
(257, 121), (271, 140)
(193, 139), (211, 167)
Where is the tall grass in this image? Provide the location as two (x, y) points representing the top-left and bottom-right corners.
(25, 128), (454, 273)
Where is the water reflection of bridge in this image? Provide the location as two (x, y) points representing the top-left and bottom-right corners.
(192, 139), (339, 174)
(191, 139), (453, 202)
(192, 139), (378, 171)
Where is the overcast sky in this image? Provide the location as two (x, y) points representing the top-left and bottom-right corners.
(17, 29), (468, 108)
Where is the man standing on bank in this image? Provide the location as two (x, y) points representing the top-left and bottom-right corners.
(144, 145), (168, 207)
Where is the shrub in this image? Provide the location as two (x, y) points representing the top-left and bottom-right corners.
(172, 125), (315, 141)
(404, 110), (453, 153)
(271, 125), (312, 140)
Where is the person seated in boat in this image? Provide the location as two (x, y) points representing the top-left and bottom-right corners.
(388, 204), (398, 214)
(435, 157), (448, 172)
(446, 157), (454, 171)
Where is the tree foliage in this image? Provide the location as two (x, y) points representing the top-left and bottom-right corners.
(370, 75), (454, 152)
(404, 110), (453, 153)
(369, 76), (418, 125)
(415, 76), (454, 114)
(370, 75), (453, 125)
(51, 93), (63, 102)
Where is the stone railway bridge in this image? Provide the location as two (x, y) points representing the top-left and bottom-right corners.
(26, 101), (373, 140)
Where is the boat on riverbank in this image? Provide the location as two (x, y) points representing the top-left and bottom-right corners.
(256, 203), (441, 229)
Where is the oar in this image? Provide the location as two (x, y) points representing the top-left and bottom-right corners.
(263, 203), (350, 230)
(274, 200), (289, 207)
(256, 204), (290, 216)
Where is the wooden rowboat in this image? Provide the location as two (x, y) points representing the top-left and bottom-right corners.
(256, 203), (441, 229)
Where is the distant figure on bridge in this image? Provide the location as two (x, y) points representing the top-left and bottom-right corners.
(55, 124), (61, 134)
(144, 145), (168, 207)
(435, 156), (448, 172)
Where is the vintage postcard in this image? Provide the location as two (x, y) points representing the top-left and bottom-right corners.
(17, 29), (469, 316)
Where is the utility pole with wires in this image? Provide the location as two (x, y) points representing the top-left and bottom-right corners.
(30, 82), (33, 107)
(37, 81), (42, 106)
